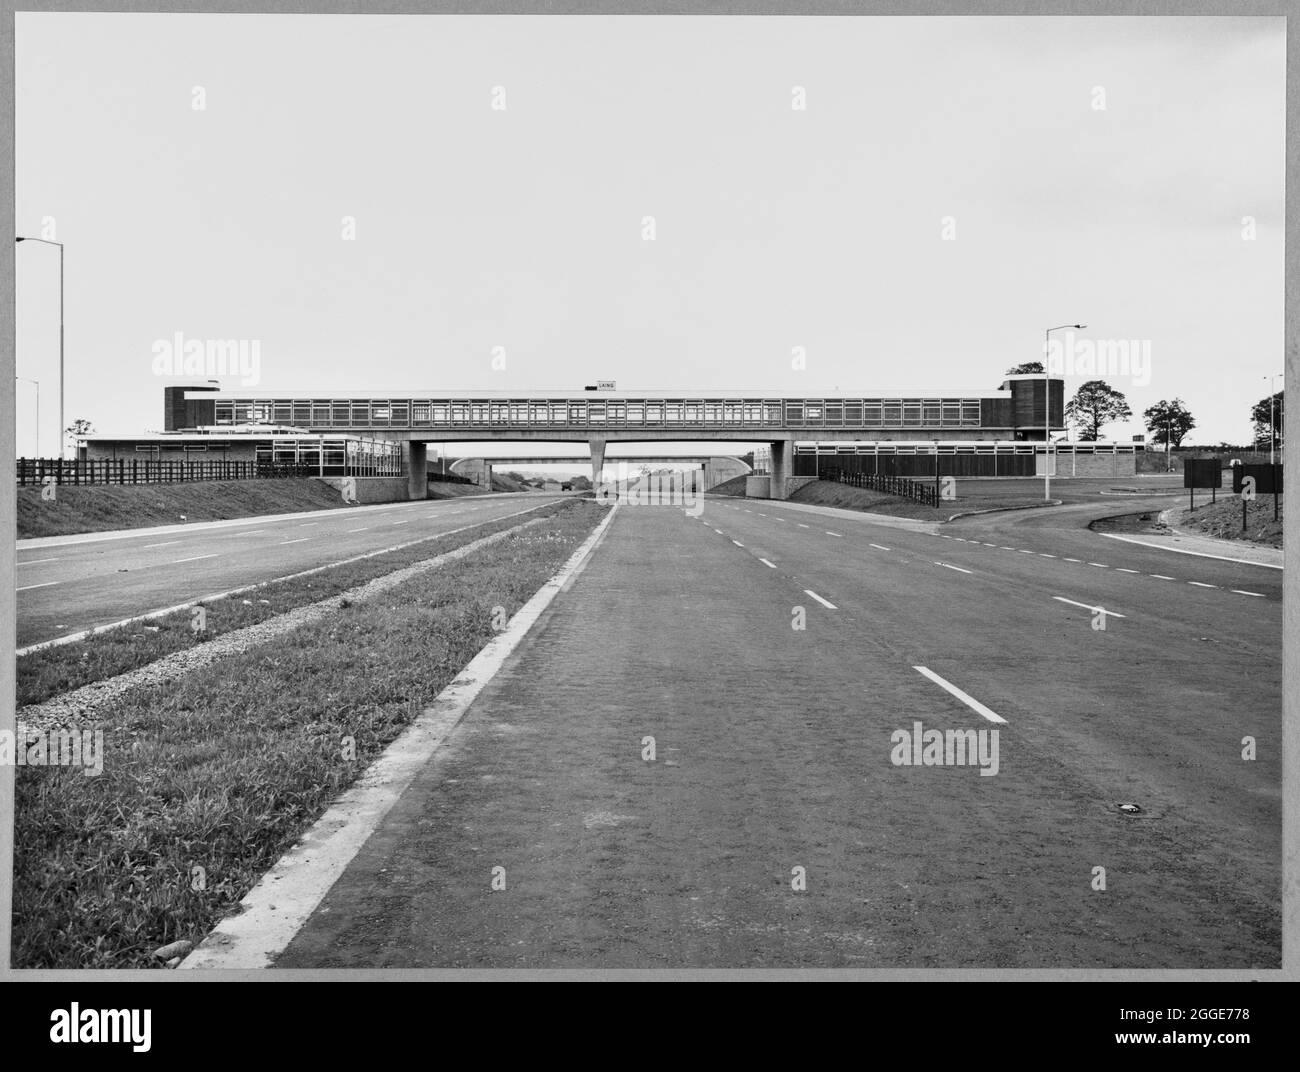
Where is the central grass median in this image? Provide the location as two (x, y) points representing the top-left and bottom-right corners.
(12, 498), (606, 969)
(18, 499), (570, 708)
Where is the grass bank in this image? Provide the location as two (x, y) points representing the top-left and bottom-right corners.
(12, 499), (606, 969)
(18, 479), (389, 539)
(1172, 497), (1283, 548)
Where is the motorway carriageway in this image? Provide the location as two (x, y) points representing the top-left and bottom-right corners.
(272, 492), (1280, 968)
(14, 493), (571, 650)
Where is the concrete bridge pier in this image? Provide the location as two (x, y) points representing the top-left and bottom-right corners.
(407, 441), (427, 500)
(588, 434), (607, 486)
(769, 436), (794, 500)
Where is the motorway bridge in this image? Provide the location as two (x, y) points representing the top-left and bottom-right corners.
(176, 377), (1065, 498)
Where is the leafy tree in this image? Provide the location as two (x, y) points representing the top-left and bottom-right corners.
(64, 417), (94, 456)
(1065, 380), (1131, 441)
(1142, 399), (1196, 448)
(1251, 390), (1283, 447)
(1004, 362), (1044, 376)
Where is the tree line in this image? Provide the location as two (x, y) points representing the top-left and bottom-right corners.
(1003, 363), (1283, 448)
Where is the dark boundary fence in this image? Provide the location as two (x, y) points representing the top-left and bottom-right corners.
(17, 458), (318, 486)
(795, 452), (1035, 479)
(820, 465), (938, 507)
(428, 471), (476, 486)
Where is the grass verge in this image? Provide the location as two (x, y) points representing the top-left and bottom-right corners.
(18, 499), (571, 708)
(787, 480), (1051, 519)
(1172, 498), (1283, 548)
(12, 499), (606, 969)
(17, 478), (398, 539)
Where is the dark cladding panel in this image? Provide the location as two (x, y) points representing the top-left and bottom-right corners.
(1007, 378), (1064, 435)
(164, 386), (218, 430)
(981, 397), (1013, 429)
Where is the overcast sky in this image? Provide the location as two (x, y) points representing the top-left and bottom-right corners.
(14, 13), (1284, 454)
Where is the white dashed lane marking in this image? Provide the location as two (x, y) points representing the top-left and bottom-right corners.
(175, 554), (219, 563)
(1188, 581), (1218, 589)
(804, 589), (838, 609)
(1232, 590), (1265, 597)
(869, 543), (891, 551)
(1054, 596), (1126, 619)
(759, 558), (777, 569)
(913, 666), (1007, 725)
(937, 562), (972, 574)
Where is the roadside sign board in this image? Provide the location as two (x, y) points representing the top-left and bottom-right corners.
(1183, 458), (1222, 489)
(1232, 463), (1283, 494)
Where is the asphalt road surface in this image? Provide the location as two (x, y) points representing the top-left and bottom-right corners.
(14, 493), (570, 649)
(274, 489), (1281, 968)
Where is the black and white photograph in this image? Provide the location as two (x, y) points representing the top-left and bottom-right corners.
(1, 0), (1294, 1030)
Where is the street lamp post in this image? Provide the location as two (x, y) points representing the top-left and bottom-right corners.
(1043, 324), (1086, 501)
(15, 376), (39, 456)
(1263, 374), (1281, 465)
(15, 236), (65, 458)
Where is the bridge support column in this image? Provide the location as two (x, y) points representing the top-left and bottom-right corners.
(769, 437), (794, 500)
(407, 441), (427, 500)
(588, 435), (607, 487)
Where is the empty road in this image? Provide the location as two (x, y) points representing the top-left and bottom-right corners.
(273, 491), (1281, 968)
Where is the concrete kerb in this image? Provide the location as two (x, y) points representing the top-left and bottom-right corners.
(179, 502), (619, 970)
(941, 500), (1063, 523)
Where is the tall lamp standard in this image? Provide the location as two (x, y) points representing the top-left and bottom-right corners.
(15, 376), (39, 456)
(1263, 373), (1282, 465)
(15, 236), (65, 457)
(1044, 323), (1086, 500)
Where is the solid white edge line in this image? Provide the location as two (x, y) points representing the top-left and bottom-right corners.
(180, 502), (620, 970)
(803, 589), (837, 609)
(1096, 530), (1283, 569)
(175, 554), (219, 563)
(16, 581), (58, 592)
(16, 557), (60, 565)
(1232, 590), (1266, 597)
(913, 666), (1007, 725)
(1053, 596), (1126, 618)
